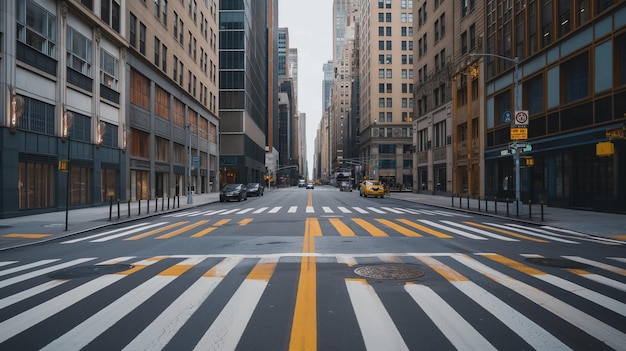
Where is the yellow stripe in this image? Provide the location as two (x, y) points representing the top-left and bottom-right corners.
(3, 234), (52, 239)
(289, 218), (317, 351)
(480, 253), (546, 275)
(238, 218), (253, 226)
(213, 219), (231, 226)
(328, 218), (356, 236)
(396, 219), (453, 238)
(610, 234), (626, 240)
(416, 256), (469, 282)
(125, 222), (188, 240)
(191, 227), (217, 238)
(247, 261), (277, 281)
(307, 190), (313, 207)
(156, 220), (210, 239)
(375, 219), (422, 237)
(351, 218), (388, 237)
(567, 268), (591, 275)
(159, 264), (194, 276)
(465, 222), (548, 242)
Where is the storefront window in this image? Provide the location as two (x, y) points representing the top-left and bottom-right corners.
(18, 160), (55, 209)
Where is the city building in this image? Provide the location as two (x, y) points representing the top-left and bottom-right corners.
(218, 0), (270, 185)
(474, 0), (626, 213)
(126, 0), (220, 201)
(357, 0), (415, 188)
(1, 0), (128, 218)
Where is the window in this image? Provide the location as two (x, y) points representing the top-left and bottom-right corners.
(526, 74), (544, 114)
(461, 31), (467, 54)
(563, 52), (589, 103)
(67, 26), (92, 76)
(70, 112), (92, 143)
(162, 44), (167, 72)
(19, 97), (55, 135)
(101, 0), (121, 32)
(130, 69), (150, 109)
(100, 49), (119, 90)
(386, 98), (392, 107)
(130, 128), (150, 158)
(154, 37), (160, 66)
(379, 98), (385, 107)
(129, 13), (137, 48)
(16, 0), (57, 57)
(19, 159), (56, 210)
(173, 55), (178, 81)
(139, 22), (146, 55)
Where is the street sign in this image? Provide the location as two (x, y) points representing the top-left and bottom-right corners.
(509, 142), (527, 149)
(503, 111), (512, 123)
(514, 110), (529, 126)
(510, 127), (528, 140)
(59, 160), (69, 172)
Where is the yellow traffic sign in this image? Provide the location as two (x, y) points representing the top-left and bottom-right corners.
(59, 160), (69, 172)
(510, 127), (528, 140)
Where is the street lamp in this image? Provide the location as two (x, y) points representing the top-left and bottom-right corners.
(62, 106), (74, 231)
(469, 53), (523, 214)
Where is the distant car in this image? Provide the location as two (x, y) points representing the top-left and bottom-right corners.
(298, 179), (306, 187)
(220, 183), (248, 202)
(246, 182), (264, 196)
(306, 182), (314, 189)
(339, 181), (352, 192)
(360, 180), (384, 198)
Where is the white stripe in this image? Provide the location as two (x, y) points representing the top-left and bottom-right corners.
(0, 258), (96, 289)
(381, 207), (404, 214)
(123, 257), (242, 350)
(414, 210), (437, 216)
(486, 223), (578, 243)
(288, 206), (298, 213)
(0, 259), (59, 277)
(322, 206), (333, 213)
(609, 257), (626, 264)
(453, 254), (626, 350)
(416, 256), (569, 350)
(253, 207), (269, 214)
(0, 261), (18, 267)
(220, 209), (241, 215)
(193, 257), (278, 351)
(91, 222), (169, 242)
(163, 211), (192, 217)
(394, 208), (420, 214)
(345, 279), (409, 351)
(418, 220), (487, 240)
(366, 207), (386, 214)
(306, 206), (315, 213)
(61, 222), (154, 243)
(441, 221), (519, 241)
(338, 206), (352, 213)
(353, 207), (368, 214)
(436, 210), (472, 217)
(268, 206), (282, 213)
(405, 284), (496, 350)
(335, 255), (358, 266)
(236, 208), (254, 214)
(429, 210), (455, 217)
(186, 211), (206, 217)
(207, 209), (228, 215)
(197, 210), (220, 216)
(562, 256), (626, 276)
(0, 280), (67, 309)
(574, 273), (626, 292)
(0, 274), (125, 343)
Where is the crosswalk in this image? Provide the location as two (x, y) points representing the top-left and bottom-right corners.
(59, 218), (626, 245)
(163, 206), (470, 217)
(1, 253), (625, 349)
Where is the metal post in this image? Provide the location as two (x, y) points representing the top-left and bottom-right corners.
(541, 201), (544, 221)
(109, 196), (113, 221)
(528, 200), (532, 219)
(494, 196), (498, 215)
(65, 137), (70, 231)
(187, 125), (193, 204)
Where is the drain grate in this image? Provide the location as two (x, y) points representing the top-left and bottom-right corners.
(354, 264), (424, 280)
(525, 257), (591, 269)
(48, 264), (134, 279)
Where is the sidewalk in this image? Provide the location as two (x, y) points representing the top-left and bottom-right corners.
(1, 190), (625, 252)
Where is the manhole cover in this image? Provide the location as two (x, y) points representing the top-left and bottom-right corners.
(354, 264), (424, 280)
(525, 257), (591, 269)
(48, 264), (134, 279)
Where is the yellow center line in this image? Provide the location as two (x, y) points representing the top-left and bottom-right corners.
(156, 220), (210, 239)
(464, 222), (548, 242)
(307, 190), (313, 207)
(289, 218), (317, 351)
(396, 219), (453, 238)
(328, 218), (356, 236)
(351, 218), (388, 237)
(375, 219), (422, 237)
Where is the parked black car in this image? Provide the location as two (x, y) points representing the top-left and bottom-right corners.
(220, 183), (248, 202)
(246, 182), (264, 196)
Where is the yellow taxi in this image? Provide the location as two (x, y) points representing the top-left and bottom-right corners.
(359, 180), (385, 198)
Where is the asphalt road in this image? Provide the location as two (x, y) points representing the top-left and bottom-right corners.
(1, 187), (625, 350)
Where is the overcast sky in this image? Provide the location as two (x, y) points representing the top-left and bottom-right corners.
(278, 0), (334, 179)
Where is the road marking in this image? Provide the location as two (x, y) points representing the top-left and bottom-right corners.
(306, 206), (315, 213)
(195, 257), (278, 351)
(3, 234), (52, 239)
(156, 220), (210, 239)
(253, 207), (269, 213)
(375, 219), (422, 237)
(487, 223), (578, 243)
(464, 222), (548, 242)
(338, 206), (352, 213)
(322, 206), (333, 213)
(125, 222), (188, 240)
(0, 258), (94, 289)
(221, 208), (241, 215)
(329, 218), (356, 236)
(381, 207), (404, 214)
(0, 259), (59, 277)
(353, 207), (368, 214)
(268, 206), (282, 213)
(418, 220), (487, 240)
(351, 218), (388, 237)
(290, 218), (318, 351)
(442, 221), (518, 241)
(367, 207), (386, 213)
(61, 222), (157, 244)
(236, 208), (254, 214)
(288, 206), (298, 213)
(396, 219), (453, 238)
(562, 256), (626, 276)
(346, 278), (409, 350)
(238, 218), (253, 226)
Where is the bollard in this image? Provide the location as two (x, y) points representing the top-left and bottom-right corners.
(451, 194), (454, 207)
(515, 198), (519, 219)
(162, 197), (165, 211)
(528, 200), (533, 220)
(177, 195), (180, 208)
(117, 199), (120, 219)
(494, 196), (498, 215)
(459, 195), (462, 208)
(467, 195), (470, 209)
(155, 197), (158, 212)
(485, 196), (488, 213)
(167, 196), (170, 209)
(478, 196), (481, 212)
(128, 199), (131, 217)
(506, 198), (510, 216)
(147, 198), (149, 214)
(109, 196), (113, 221)
(138, 199), (141, 215)
(541, 201), (544, 221)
